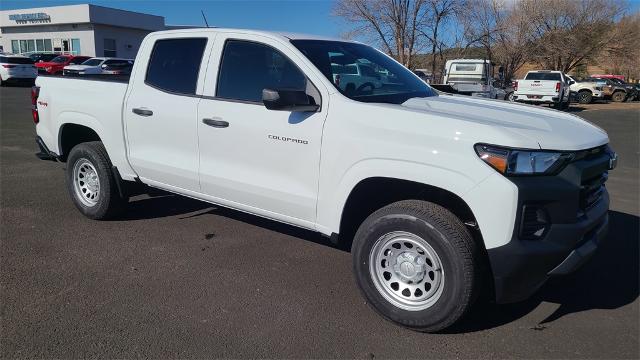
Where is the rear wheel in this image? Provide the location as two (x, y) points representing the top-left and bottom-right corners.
(612, 91), (626, 102)
(352, 200), (479, 332)
(577, 90), (593, 104)
(66, 141), (127, 219)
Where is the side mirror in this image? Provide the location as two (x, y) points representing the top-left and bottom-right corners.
(101, 64), (107, 69)
(262, 88), (319, 112)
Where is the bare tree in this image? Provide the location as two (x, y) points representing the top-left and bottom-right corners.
(522, 0), (627, 72)
(418, 0), (458, 79)
(491, 2), (534, 81)
(334, 0), (428, 68)
(600, 12), (640, 79)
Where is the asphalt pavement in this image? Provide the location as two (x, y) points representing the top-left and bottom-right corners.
(1, 86), (638, 358)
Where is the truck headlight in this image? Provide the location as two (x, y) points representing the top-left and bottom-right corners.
(475, 144), (572, 175)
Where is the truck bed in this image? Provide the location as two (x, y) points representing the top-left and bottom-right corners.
(34, 74), (134, 179)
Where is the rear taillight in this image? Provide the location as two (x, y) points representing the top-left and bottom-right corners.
(555, 82), (560, 92)
(2, 64), (16, 69)
(514, 81), (518, 91)
(31, 86), (40, 124)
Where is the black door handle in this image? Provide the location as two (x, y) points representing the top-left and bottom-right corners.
(202, 118), (229, 128)
(132, 108), (153, 117)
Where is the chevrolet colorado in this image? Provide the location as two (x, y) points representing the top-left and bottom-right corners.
(33, 29), (617, 332)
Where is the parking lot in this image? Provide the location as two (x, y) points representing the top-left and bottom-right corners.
(1, 85), (638, 358)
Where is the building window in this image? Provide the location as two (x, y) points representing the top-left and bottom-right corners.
(104, 38), (116, 57)
(11, 40), (19, 54)
(71, 39), (81, 55)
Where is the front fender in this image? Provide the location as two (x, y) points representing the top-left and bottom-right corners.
(317, 158), (482, 235)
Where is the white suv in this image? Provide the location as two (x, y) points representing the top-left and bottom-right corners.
(0, 55), (37, 85)
(63, 57), (134, 76)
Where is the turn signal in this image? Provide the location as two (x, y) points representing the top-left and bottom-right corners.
(475, 145), (509, 173)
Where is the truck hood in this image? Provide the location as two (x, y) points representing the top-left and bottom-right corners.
(401, 95), (608, 151)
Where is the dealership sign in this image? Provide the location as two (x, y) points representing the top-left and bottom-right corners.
(8, 13), (51, 23)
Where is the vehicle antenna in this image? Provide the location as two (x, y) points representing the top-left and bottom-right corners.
(201, 10), (210, 28)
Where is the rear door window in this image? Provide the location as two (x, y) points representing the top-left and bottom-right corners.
(145, 38), (208, 95)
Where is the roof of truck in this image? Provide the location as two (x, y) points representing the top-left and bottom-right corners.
(149, 27), (348, 42)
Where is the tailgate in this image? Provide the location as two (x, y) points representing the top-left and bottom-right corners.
(517, 80), (559, 96)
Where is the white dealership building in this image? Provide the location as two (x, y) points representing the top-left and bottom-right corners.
(0, 4), (167, 57)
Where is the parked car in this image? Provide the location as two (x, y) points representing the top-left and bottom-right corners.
(565, 75), (605, 104)
(33, 28), (617, 333)
(590, 77), (628, 102)
(63, 58), (134, 76)
(330, 60), (383, 94)
(590, 74), (625, 81)
(413, 69), (432, 83)
(29, 53), (58, 64)
(491, 79), (513, 101)
(513, 70), (571, 109)
(0, 54), (36, 85)
(606, 78), (638, 101)
(35, 55), (91, 75)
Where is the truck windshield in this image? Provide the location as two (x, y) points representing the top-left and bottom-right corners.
(291, 40), (436, 104)
(525, 72), (561, 81)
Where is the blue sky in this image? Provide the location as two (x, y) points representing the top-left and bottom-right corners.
(0, 0), (349, 37)
(2, 0), (639, 38)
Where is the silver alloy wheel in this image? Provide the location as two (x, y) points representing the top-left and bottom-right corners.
(369, 231), (444, 311)
(72, 158), (100, 207)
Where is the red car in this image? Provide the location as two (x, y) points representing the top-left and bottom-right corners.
(35, 55), (91, 75)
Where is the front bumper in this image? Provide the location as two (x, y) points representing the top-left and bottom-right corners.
(487, 146), (613, 303)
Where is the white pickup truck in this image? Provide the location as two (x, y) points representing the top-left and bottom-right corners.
(33, 29), (617, 332)
(514, 70), (571, 109)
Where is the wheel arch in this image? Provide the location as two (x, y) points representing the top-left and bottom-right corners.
(58, 123), (102, 162)
(336, 176), (485, 251)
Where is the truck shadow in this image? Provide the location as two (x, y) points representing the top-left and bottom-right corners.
(120, 193), (638, 332)
(447, 210), (639, 333)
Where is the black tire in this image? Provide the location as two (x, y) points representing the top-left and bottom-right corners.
(577, 90), (592, 104)
(612, 91), (626, 102)
(554, 99), (564, 110)
(352, 200), (479, 332)
(506, 91), (514, 102)
(66, 141), (126, 219)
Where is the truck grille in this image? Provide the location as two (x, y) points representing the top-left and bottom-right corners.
(580, 172), (607, 210)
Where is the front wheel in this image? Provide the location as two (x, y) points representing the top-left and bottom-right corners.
(577, 91), (593, 104)
(352, 200), (479, 332)
(612, 91), (626, 102)
(66, 141), (127, 219)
